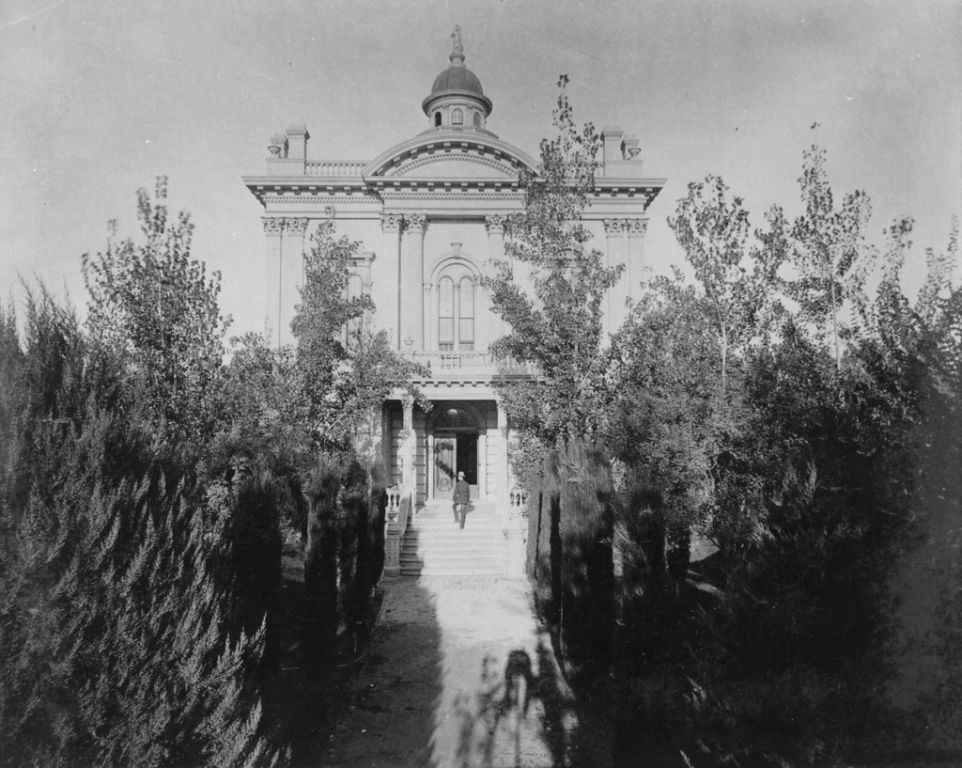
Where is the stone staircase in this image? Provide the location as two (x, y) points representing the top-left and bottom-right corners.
(400, 500), (509, 577)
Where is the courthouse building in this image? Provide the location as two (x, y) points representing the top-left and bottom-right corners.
(243, 29), (664, 510)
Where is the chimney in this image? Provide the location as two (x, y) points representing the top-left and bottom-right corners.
(285, 124), (310, 162)
(601, 126), (624, 169)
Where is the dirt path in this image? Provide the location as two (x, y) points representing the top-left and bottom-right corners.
(316, 575), (582, 768)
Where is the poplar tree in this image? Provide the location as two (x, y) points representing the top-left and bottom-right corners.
(485, 76), (619, 449)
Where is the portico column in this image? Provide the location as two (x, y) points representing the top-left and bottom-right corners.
(402, 214), (427, 350)
(626, 217), (648, 314)
(381, 214), (402, 349)
(401, 395), (416, 490)
(497, 403), (510, 511)
(262, 217), (285, 349)
(282, 217), (308, 346)
(604, 218), (629, 334)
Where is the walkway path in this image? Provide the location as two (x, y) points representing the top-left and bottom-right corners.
(318, 575), (583, 768)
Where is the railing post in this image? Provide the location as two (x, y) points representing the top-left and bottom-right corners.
(506, 487), (528, 578)
(383, 486), (402, 578)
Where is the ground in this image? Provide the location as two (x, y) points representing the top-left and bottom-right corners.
(314, 575), (590, 768)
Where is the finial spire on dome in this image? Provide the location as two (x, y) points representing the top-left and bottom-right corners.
(450, 25), (465, 65)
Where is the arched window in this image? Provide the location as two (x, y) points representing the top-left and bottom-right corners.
(436, 264), (475, 351)
(458, 276), (475, 348)
(452, 108), (463, 126)
(438, 276), (455, 349)
(473, 111), (481, 129)
(434, 111), (442, 127)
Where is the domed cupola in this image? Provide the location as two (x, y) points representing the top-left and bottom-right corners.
(422, 27), (493, 131)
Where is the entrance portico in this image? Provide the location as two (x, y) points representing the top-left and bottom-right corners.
(385, 392), (513, 508)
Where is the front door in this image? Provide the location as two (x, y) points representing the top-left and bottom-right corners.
(434, 433), (478, 500)
(434, 435), (457, 500)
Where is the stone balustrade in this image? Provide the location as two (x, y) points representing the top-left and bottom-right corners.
(305, 160), (367, 177)
(403, 351), (533, 377)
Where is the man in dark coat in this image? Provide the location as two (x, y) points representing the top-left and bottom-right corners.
(453, 471), (470, 529)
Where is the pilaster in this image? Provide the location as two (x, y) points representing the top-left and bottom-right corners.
(626, 218), (648, 313)
(402, 214), (427, 350)
(381, 214), (402, 349)
(604, 218), (629, 335)
(486, 215), (509, 338)
(282, 217), (308, 346)
(262, 217), (285, 349)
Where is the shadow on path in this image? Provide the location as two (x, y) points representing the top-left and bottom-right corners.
(451, 639), (580, 768)
(283, 575), (593, 767)
(319, 578), (445, 766)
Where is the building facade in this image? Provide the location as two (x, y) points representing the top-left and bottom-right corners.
(243, 29), (664, 509)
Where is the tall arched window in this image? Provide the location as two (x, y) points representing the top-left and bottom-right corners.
(434, 111), (442, 127)
(436, 264), (475, 352)
(473, 112), (481, 129)
(452, 108), (463, 126)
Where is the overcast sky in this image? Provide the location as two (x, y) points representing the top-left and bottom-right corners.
(2, 0), (959, 338)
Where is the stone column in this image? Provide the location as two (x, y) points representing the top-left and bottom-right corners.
(626, 217), (648, 313)
(262, 217), (285, 349)
(401, 214), (427, 350)
(478, 428), (487, 498)
(281, 217), (308, 346)
(604, 218), (629, 335)
(497, 403), (510, 511)
(381, 214), (402, 349)
(401, 395), (416, 491)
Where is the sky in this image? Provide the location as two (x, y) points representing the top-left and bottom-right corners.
(2, 0), (960, 339)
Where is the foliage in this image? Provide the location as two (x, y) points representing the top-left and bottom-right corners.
(607, 271), (720, 533)
(485, 76), (618, 451)
(788, 144), (874, 370)
(82, 177), (229, 449)
(292, 222), (419, 451)
(668, 175), (784, 394)
(0, 292), (282, 767)
(526, 440), (614, 682)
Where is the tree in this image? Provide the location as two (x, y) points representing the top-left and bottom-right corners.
(292, 221), (419, 452)
(0, 291), (282, 768)
(789, 145), (873, 371)
(485, 76), (619, 450)
(668, 175), (785, 396)
(82, 177), (229, 449)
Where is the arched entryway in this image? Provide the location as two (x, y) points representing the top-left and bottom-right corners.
(429, 404), (481, 500)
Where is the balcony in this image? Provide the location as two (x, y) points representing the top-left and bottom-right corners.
(402, 351), (533, 381)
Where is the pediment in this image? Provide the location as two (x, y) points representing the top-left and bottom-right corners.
(365, 133), (537, 183)
(384, 152), (518, 180)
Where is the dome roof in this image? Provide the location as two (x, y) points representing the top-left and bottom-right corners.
(431, 65), (485, 97)
(422, 26), (493, 118)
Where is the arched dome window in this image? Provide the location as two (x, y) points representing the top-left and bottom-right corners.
(435, 111), (442, 127)
(473, 111), (481, 129)
(452, 108), (463, 126)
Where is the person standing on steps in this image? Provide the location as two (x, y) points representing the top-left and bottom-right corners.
(453, 471), (470, 529)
